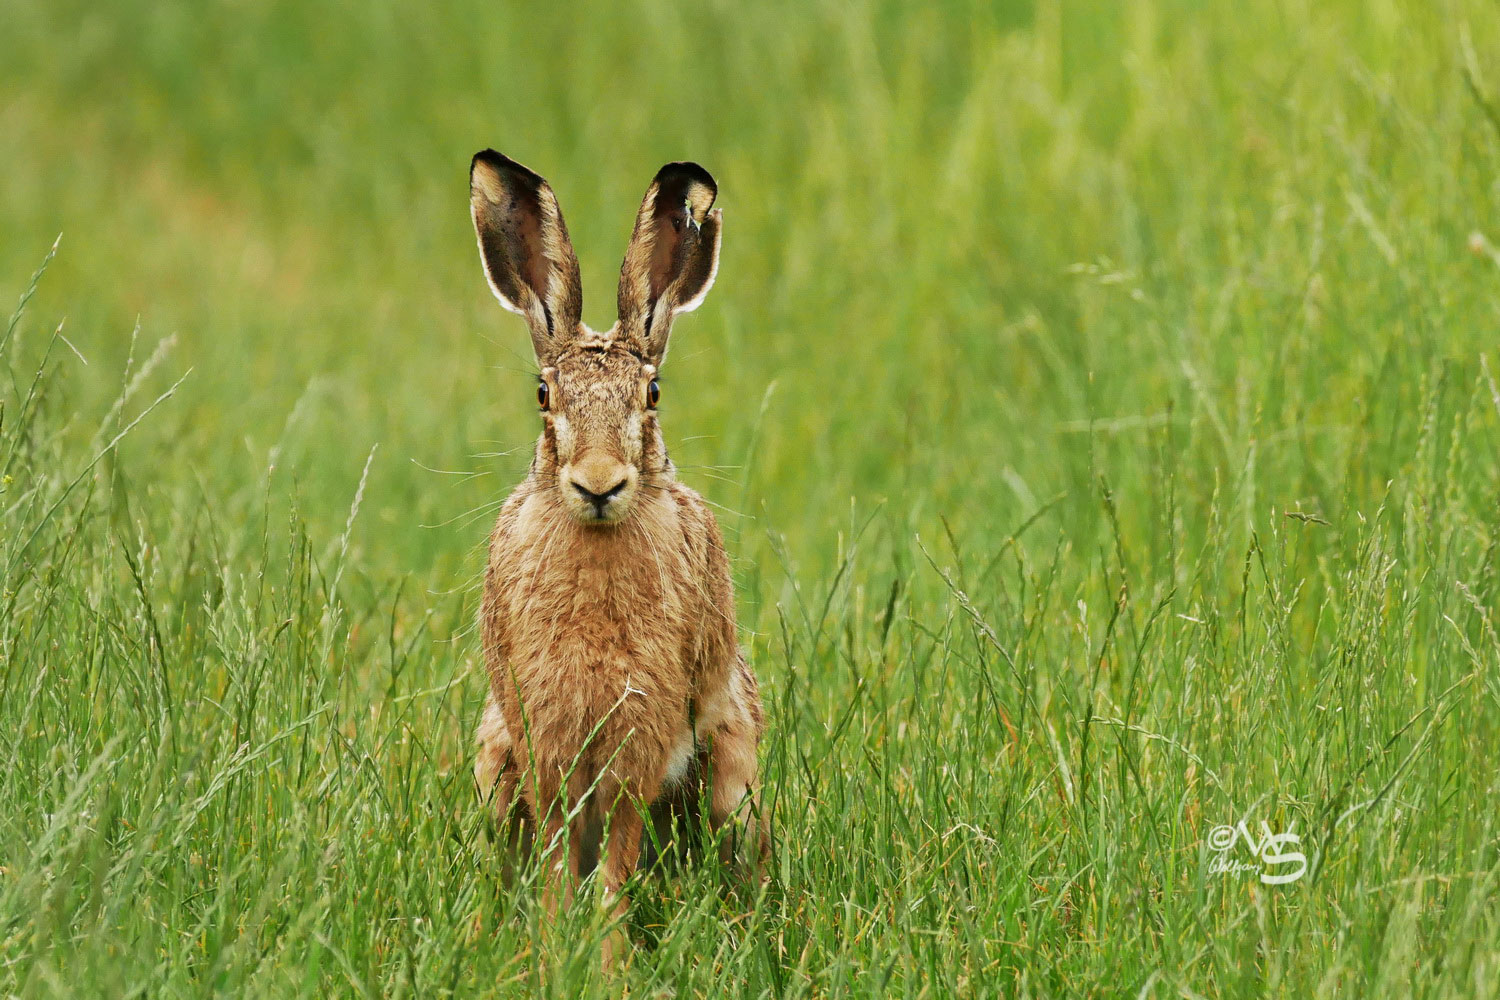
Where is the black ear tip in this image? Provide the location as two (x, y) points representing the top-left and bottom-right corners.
(655, 161), (718, 198)
(471, 148), (506, 171)
(471, 149), (546, 189)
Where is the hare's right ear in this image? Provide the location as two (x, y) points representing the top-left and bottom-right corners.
(616, 162), (721, 365)
(470, 150), (582, 362)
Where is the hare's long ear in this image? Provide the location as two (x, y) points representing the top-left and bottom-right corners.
(616, 162), (721, 365)
(470, 150), (583, 362)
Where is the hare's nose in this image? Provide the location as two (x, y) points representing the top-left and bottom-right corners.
(568, 454), (632, 516)
(569, 474), (628, 516)
(571, 477), (626, 503)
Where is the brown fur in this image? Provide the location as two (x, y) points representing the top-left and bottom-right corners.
(467, 152), (763, 960)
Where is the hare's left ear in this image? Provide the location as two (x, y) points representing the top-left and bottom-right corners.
(470, 150), (583, 363)
(616, 162), (721, 365)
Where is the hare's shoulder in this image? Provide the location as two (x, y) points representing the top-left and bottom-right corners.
(662, 481), (738, 660)
(662, 481), (729, 565)
(485, 481), (547, 550)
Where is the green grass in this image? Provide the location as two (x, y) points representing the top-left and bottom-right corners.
(5, 0), (1500, 995)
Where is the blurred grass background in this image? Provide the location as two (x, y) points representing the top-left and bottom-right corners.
(6, 0), (1500, 996)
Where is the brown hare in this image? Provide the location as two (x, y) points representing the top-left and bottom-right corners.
(467, 150), (765, 953)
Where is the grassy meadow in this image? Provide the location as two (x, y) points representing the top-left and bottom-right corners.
(6, 0), (1500, 995)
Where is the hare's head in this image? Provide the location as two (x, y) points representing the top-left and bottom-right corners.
(470, 150), (721, 525)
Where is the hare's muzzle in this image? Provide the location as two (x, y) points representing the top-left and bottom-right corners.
(562, 456), (637, 523)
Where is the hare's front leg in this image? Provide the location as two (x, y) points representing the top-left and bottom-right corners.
(598, 790), (649, 969)
(707, 653), (768, 867)
(705, 717), (765, 866)
(535, 776), (585, 919)
(475, 690), (518, 824)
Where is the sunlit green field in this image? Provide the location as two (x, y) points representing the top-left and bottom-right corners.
(6, 1), (1500, 995)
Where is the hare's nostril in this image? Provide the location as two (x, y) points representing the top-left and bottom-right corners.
(571, 477), (628, 513)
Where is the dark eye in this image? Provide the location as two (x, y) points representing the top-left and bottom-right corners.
(536, 380), (549, 410)
(646, 379), (660, 409)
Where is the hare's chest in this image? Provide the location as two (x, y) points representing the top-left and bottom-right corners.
(485, 505), (701, 764)
(489, 500), (698, 674)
